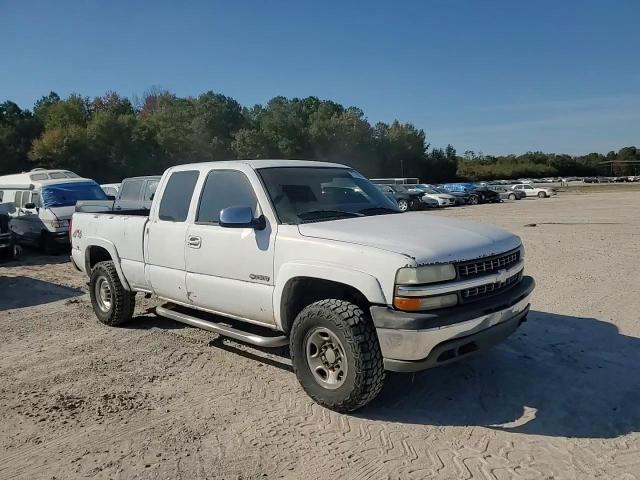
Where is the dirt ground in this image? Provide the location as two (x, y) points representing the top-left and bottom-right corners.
(1, 190), (639, 480)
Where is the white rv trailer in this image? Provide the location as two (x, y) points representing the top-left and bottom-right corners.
(0, 168), (107, 252)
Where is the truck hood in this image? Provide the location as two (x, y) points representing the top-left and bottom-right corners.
(297, 212), (520, 264)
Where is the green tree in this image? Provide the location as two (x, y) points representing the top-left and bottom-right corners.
(190, 91), (246, 160)
(0, 101), (43, 174)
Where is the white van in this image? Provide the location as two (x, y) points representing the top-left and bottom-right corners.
(0, 168), (108, 253)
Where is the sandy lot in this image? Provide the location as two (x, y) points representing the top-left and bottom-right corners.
(1, 191), (639, 480)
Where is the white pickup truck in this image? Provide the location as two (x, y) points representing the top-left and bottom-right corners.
(71, 160), (535, 411)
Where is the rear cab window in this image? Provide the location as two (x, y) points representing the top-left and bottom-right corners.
(119, 179), (144, 200)
(158, 171), (200, 222)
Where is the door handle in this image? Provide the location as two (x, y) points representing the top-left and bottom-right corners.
(187, 236), (201, 248)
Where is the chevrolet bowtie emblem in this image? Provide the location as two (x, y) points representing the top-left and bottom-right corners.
(496, 268), (508, 284)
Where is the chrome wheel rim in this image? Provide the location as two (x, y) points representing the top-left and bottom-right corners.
(95, 277), (112, 313)
(305, 327), (348, 390)
(398, 200), (408, 212)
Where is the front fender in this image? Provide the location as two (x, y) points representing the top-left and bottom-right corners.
(83, 236), (132, 291)
(273, 262), (387, 330)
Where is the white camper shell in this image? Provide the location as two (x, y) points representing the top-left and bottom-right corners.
(0, 168), (107, 252)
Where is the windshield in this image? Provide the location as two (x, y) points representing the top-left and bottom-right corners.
(41, 181), (108, 208)
(258, 167), (400, 224)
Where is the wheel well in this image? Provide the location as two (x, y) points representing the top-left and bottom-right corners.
(87, 246), (112, 270)
(280, 277), (370, 334)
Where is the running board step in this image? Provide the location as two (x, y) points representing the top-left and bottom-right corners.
(156, 304), (289, 348)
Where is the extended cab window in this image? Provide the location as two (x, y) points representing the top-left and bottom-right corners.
(144, 180), (159, 201)
(158, 171), (199, 222)
(120, 179), (144, 200)
(196, 170), (258, 223)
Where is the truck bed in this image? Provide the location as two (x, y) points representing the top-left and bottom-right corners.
(75, 200), (150, 216)
(71, 212), (150, 290)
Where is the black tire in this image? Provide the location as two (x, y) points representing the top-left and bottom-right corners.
(468, 195), (479, 205)
(538, 191), (547, 198)
(41, 232), (58, 255)
(290, 299), (385, 412)
(89, 261), (136, 326)
(397, 199), (409, 212)
(508, 193), (517, 200)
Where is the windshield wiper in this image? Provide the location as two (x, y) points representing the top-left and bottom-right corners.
(298, 209), (364, 222)
(358, 207), (400, 216)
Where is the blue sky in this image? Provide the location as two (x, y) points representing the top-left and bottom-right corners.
(1, 0), (638, 155)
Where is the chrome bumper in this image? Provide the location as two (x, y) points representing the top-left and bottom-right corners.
(371, 276), (534, 372)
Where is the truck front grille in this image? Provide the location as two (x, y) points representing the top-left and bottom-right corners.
(460, 271), (522, 302)
(457, 248), (520, 278)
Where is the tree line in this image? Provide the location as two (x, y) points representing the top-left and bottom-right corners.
(0, 90), (637, 183)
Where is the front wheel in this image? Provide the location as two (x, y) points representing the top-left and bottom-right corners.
(290, 299), (385, 412)
(538, 191), (547, 198)
(397, 199), (409, 212)
(468, 195), (479, 205)
(89, 261), (136, 326)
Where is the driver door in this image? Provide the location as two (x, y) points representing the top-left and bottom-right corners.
(185, 168), (276, 325)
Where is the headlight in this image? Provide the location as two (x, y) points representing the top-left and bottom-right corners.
(393, 293), (458, 311)
(519, 245), (525, 259)
(395, 264), (456, 284)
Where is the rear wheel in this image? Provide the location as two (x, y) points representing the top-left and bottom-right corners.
(397, 199), (409, 212)
(468, 195), (479, 205)
(89, 261), (136, 326)
(41, 232), (58, 255)
(290, 299), (385, 412)
(508, 193), (517, 200)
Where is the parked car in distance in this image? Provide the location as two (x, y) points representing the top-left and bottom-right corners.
(433, 186), (478, 205)
(375, 184), (424, 211)
(0, 169), (108, 253)
(71, 159), (534, 412)
(0, 203), (17, 258)
(77, 176), (161, 213)
(473, 187), (501, 203)
(489, 185), (526, 200)
(410, 184), (456, 207)
(511, 183), (556, 198)
(441, 183), (500, 204)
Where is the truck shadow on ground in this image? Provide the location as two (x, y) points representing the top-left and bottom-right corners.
(360, 310), (640, 439)
(0, 275), (83, 310)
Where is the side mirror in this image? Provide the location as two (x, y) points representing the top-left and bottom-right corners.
(24, 202), (36, 209)
(219, 206), (266, 230)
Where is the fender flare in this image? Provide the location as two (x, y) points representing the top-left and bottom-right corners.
(273, 262), (387, 330)
(83, 236), (132, 291)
